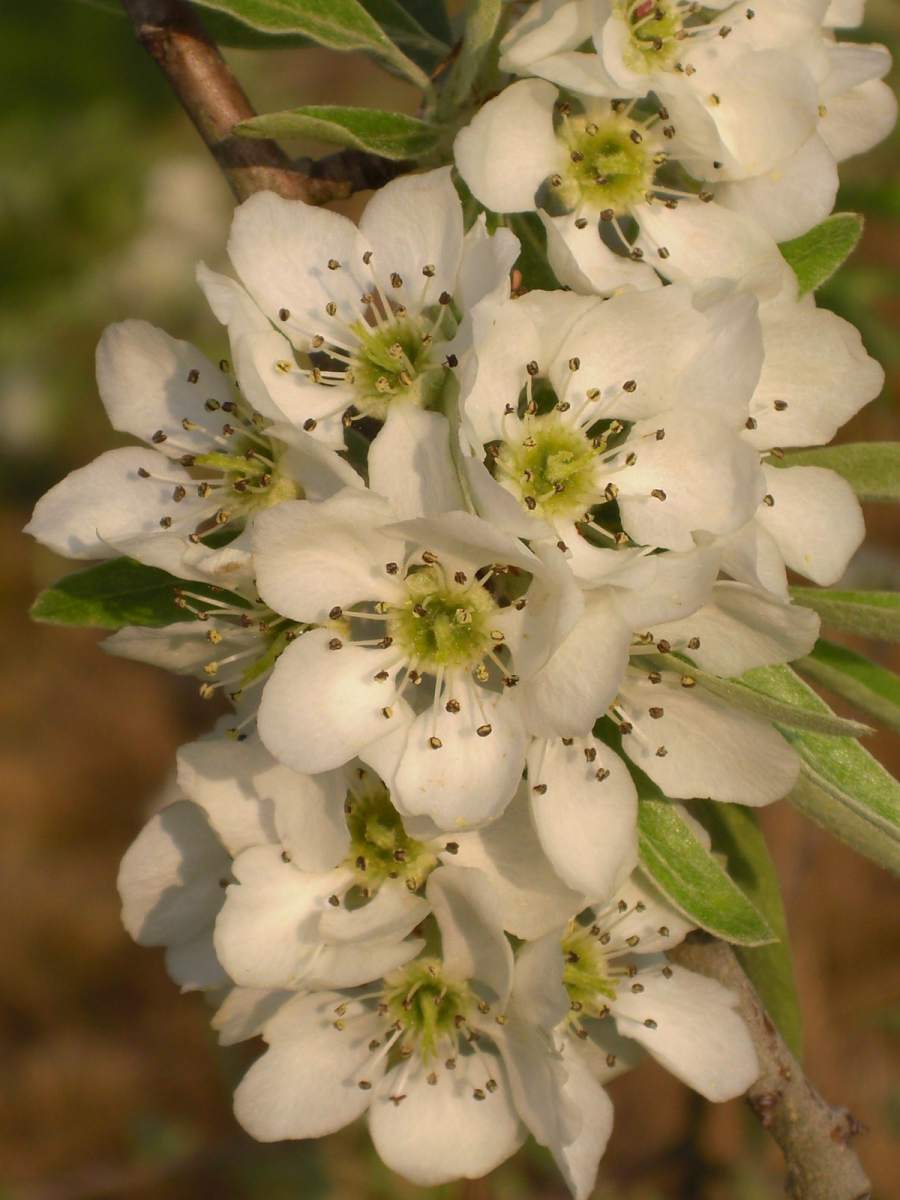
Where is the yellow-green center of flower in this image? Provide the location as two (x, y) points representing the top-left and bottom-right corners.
(618, 0), (683, 73)
(562, 924), (618, 1021)
(350, 316), (447, 421)
(558, 113), (656, 215)
(383, 958), (473, 1062)
(387, 566), (499, 671)
(495, 415), (600, 520)
(344, 770), (438, 893)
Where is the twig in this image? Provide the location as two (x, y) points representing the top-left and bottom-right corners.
(670, 935), (871, 1200)
(120, 0), (407, 203)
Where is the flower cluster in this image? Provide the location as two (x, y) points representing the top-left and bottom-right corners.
(26, 2), (892, 1190)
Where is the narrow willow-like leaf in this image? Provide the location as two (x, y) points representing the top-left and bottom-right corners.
(691, 666), (871, 738)
(774, 443), (900, 503)
(788, 772), (900, 876)
(391, 0), (452, 44)
(742, 664), (900, 840)
(637, 793), (775, 947)
(779, 212), (864, 294)
(696, 801), (802, 1058)
(191, 0), (431, 89)
(797, 640), (900, 735)
(789, 587), (900, 642)
(444, 0), (502, 107)
(363, 0), (450, 67)
(236, 106), (440, 159)
(30, 558), (246, 630)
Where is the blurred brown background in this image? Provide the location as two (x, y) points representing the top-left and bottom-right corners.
(2, 2), (899, 1197)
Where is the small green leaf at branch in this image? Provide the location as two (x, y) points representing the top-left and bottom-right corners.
(190, 0), (432, 88)
(236, 105), (440, 159)
(779, 212), (864, 294)
(774, 443), (900, 503)
(797, 639), (900, 735)
(691, 666), (871, 738)
(444, 0), (502, 108)
(30, 558), (247, 631)
(789, 587), (900, 642)
(788, 772), (900, 876)
(695, 801), (803, 1058)
(637, 791), (775, 947)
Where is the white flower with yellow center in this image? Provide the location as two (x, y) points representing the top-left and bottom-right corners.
(459, 286), (766, 573)
(509, 871), (759, 1198)
(227, 867), (575, 1188)
(251, 489), (633, 828)
(25, 318), (359, 582)
(218, 166), (519, 457)
(454, 79), (791, 298)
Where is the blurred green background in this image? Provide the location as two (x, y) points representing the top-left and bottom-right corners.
(1, 3), (899, 1198)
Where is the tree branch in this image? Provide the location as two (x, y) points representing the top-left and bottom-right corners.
(670, 936), (871, 1200)
(121, 0), (407, 203)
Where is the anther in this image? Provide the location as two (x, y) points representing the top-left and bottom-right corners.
(763, 493), (775, 507)
(385, 562), (399, 574)
(429, 736), (443, 749)
(649, 706), (664, 719)
(151, 429), (167, 444)
(773, 400), (788, 411)
(445, 699), (461, 714)
(328, 895), (341, 907)
(303, 418), (317, 431)
(325, 302), (337, 316)
(623, 379), (637, 392)
(745, 417), (758, 430)
(439, 291), (452, 306)
(526, 360), (539, 376)
(655, 746), (668, 757)
(533, 783), (548, 795)
(595, 768), (610, 782)
(650, 488), (667, 501)
(476, 724), (492, 738)
(644, 1018), (658, 1029)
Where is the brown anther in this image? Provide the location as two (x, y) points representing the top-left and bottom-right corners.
(476, 724), (492, 738)
(429, 736), (443, 749)
(650, 488), (667, 501)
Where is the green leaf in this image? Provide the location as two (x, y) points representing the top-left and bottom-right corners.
(690, 665), (871, 738)
(637, 791), (775, 947)
(390, 0), (451, 45)
(236, 105), (439, 159)
(190, 0), (432, 88)
(788, 772), (900, 876)
(742, 664), (900, 842)
(779, 212), (864, 294)
(443, 0), (502, 107)
(361, 0), (450, 69)
(774, 443), (900, 504)
(695, 802), (802, 1058)
(789, 587), (900, 642)
(30, 558), (246, 631)
(505, 213), (561, 292)
(796, 639), (900, 735)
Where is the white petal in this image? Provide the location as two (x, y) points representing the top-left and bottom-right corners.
(647, 582), (819, 677)
(541, 211), (660, 295)
(746, 300), (884, 450)
(102, 622), (229, 675)
(825, 0), (863, 26)
(500, 0), (591, 75)
(213, 987), (292, 1045)
(117, 801), (228, 946)
(272, 423), (363, 498)
(234, 992), (381, 1140)
(368, 406), (464, 520)
(819, 79), (898, 162)
(427, 865), (514, 1004)
(493, 1018), (578, 1156)
(369, 1056), (524, 1185)
(757, 464), (865, 586)
(719, 520), (789, 598)
(96, 320), (232, 449)
(385, 509), (540, 578)
(604, 872), (695, 954)
(634, 199), (791, 300)
(258, 630), (412, 775)
(618, 678), (799, 805)
(25, 447), (191, 559)
(528, 738), (638, 900)
(456, 217), (520, 319)
(228, 191), (371, 344)
(551, 1043), (614, 1200)
(454, 79), (565, 213)
(609, 544), (722, 628)
(214, 845), (352, 987)
(387, 686), (526, 829)
(306, 937), (425, 990)
(715, 134), (838, 242)
(320, 880), (428, 944)
(175, 734), (279, 856)
(359, 166), (463, 306)
(166, 931), (228, 992)
(447, 786), (584, 939)
(252, 489), (401, 623)
(510, 932), (570, 1030)
(820, 41), (892, 99)
(612, 961), (759, 1101)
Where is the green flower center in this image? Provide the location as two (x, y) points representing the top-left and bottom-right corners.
(350, 315), (447, 421)
(344, 770), (438, 892)
(562, 924), (618, 1021)
(387, 566), (500, 672)
(618, 0), (683, 73)
(495, 415), (600, 520)
(558, 113), (657, 215)
(383, 958), (473, 1062)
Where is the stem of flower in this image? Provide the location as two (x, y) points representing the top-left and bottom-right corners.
(670, 934), (871, 1200)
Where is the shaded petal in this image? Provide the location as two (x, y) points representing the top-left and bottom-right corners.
(528, 738), (637, 900)
(166, 931), (228, 992)
(550, 1042), (614, 1200)
(427, 865), (514, 1004)
(213, 987), (293, 1046)
(819, 79), (898, 162)
(541, 211), (660, 295)
(368, 406), (464, 521)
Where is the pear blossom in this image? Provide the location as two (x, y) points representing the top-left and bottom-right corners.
(510, 871), (759, 1197)
(229, 866), (578, 1187)
(220, 166), (519, 454)
(454, 78), (793, 297)
(251, 489), (635, 828)
(25, 318), (359, 582)
(458, 285), (766, 569)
